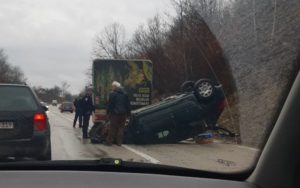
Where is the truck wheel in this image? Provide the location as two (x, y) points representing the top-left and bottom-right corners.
(89, 123), (100, 138)
(180, 81), (195, 92)
(89, 122), (106, 143)
(194, 79), (215, 101)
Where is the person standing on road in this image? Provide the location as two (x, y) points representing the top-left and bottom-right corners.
(106, 81), (131, 146)
(73, 93), (83, 128)
(81, 88), (95, 139)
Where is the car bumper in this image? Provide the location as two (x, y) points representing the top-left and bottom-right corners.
(61, 109), (73, 112)
(0, 133), (50, 158)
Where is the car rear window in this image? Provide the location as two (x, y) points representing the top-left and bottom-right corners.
(63, 103), (72, 107)
(0, 86), (39, 111)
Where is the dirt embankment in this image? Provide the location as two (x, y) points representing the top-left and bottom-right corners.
(204, 0), (300, 147)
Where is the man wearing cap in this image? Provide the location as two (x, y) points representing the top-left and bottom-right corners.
(81, 88), (95, 139)
(106, 81), (131, 146)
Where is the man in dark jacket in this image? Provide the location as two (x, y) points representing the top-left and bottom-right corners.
(106, 81), (131, 146)
(81, 88), (94, 139)
(73, 93), (83, 128)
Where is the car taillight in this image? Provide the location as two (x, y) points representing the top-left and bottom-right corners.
(33, 113), (47, 131)
(217, 99), (226, 111)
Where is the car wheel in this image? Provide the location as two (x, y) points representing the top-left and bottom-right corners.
(180, 81), (195, 92)
(194, 79), (215, 101)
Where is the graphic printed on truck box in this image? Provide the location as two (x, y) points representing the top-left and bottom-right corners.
(93, 59), (153, 121)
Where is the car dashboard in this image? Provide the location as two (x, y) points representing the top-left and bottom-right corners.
(0, 171), (256, 188)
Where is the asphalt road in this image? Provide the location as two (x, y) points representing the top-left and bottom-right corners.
(48, 106), (259, 172)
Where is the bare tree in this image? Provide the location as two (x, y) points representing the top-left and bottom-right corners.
(34, 85), (70, 103)
(0, 49), (26, 84)
(84, 65), (92, 87)
(93, 22), (127, 59)
(0, 50), (10, 82)
(89, 1), (236, 97)
(61, 81), (70, 99)
(128, 15), (168, 57)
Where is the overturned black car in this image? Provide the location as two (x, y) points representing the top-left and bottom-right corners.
(90, 79), (226, 144)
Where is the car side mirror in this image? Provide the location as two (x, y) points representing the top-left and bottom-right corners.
(42, 105), (48, 111)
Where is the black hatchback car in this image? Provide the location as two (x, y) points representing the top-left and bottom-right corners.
(124, 79), (225, 144)
(90, 79), (226, 144)
(0, 84), (51, 160)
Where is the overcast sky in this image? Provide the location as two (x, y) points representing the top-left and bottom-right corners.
(0, 0), (174, 94)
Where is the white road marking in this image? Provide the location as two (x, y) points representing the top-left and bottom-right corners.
(50, 109), (160, 164)
(122, 145), (160, 164)
(236, 145), (260, 152)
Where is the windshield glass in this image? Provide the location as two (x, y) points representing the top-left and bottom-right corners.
(0, 0), (299, 174)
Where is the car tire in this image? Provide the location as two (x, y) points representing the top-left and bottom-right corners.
(180, 81), (195, 92)
(194, 79), (215, 101)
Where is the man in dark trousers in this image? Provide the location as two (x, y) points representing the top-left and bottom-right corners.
(106, 81), (131, 146)
(81, 88), (94, 139)
(73, 93), (83, 128)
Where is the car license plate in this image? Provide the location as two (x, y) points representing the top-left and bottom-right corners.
(0, 122), (14, 129)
